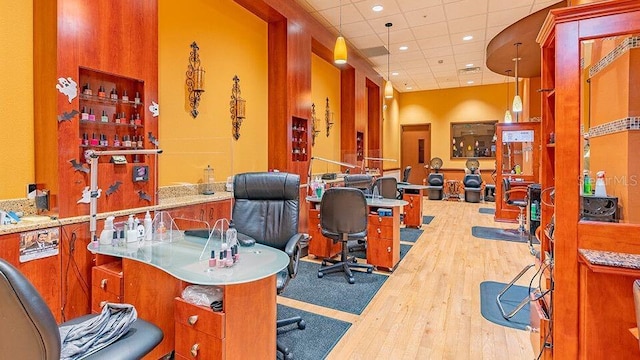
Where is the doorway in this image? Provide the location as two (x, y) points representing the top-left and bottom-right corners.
(401, 124), (431, 185)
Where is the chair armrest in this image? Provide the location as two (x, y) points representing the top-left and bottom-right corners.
(285, 233), (304, 278)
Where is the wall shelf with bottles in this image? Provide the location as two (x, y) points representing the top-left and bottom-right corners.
(291, 117), (308, 162)
(78, 67), (146, 164)
(356, 131), (364, 162)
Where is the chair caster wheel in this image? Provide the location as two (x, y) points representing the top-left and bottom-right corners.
(284, 353), (294, 360)
(298, 320), (306, 330)
(367, 268), (373, 273)
(352, 258), (357, 263)
(321, 261), (326, 266)
(318, 272), (323, 278)
(348, 277), (355, 284)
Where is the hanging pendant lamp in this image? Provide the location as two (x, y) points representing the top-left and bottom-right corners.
(504, 70), (513, 123)
(512, 42), (523, 116)
(384, 22), (394, 99)
(334, 0), (347, 64)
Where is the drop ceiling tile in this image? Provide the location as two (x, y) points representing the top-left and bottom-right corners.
(452, 41), (486, 55)
(353, 0), (402, 20)
(417, 36), (452, 50)
(411, 22), (450, 40)
(391, 39), (420, 52)
(404, 5), (446, 27)
(532, 0), (563, 12)
(304, 0), (341, 11)
(406, 67), (434, 76)
(486, 25), (507, 41)
(450, 29), (487, 45)
(447, 15), (487, 35)
(371, 14), (411, 33)
(341, 21), (376, 38)
(396, 0), (442, 12)
(349, 33), (385, 49)
(423, 46), (454, 59)
(388, 29), (417, 44)
(399, 58), (429, 69)
(488, 0), (533, 12)
(444, 0), (488, 21)
(318, 3), (364, 26)
(487, 6), (531, 28)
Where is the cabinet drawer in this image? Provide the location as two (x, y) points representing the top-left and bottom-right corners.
(368, 214), (395, 227)
(174, 297), (225, 339)
(91, 287), (123, 313)
(367, 224), (394, 240)
(175, 322), (225, 359)
(92, 262), (123, 296)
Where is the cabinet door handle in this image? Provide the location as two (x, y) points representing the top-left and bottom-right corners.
(190, 343), (200, 357)
(100, 300), (108, 308)
(378, 217), (382, 223)
(100, 279), (108, 289)
(199, 209), (205, 221)
(209, 208), (214, 221)
(387, 247), (391, 253)
(188, 315), (199, 325)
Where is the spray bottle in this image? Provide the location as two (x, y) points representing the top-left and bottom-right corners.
(594, 171), (607, 197)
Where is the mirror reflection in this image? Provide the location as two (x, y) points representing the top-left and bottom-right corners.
(450, 121), (497, 159)
(580, 33), (640, 224)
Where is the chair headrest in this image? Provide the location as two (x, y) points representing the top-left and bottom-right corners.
(233, 172), (300, 201)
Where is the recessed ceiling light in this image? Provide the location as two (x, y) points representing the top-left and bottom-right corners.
(391, 72), (399, 76)
(399, 45), (409, 51)
(467, 80), (474, 84)
(465, 63), (474, 68)
(372, 5), (383, 12)
(406, 86), (413, 90)
(463, 35), (473, 41)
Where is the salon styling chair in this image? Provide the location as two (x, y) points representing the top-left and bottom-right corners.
(426, 173), (444, 200)
(463, 174), (483, 203)
(0, 258), (163, 360)
(318, 187), (374, 284)
(232, 172), (306, 360)
(502, 178), (528, 234)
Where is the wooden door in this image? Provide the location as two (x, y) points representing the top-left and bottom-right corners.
(401, 124), (431, 184)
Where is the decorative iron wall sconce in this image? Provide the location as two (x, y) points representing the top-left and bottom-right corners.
(186, 42), (205, 118)
(230, 75), (246, 140)
(325, 97), (334, 137)
(311, 103), (320, 146)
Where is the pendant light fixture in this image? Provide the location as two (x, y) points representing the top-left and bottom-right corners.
(384, 22), (394, 99)
(333, 0), (347, 64)
(504, 70), (513, 123)
(512, 42), (523, 117)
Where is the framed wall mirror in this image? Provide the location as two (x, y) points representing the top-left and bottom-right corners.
(450, 121), (497, 159)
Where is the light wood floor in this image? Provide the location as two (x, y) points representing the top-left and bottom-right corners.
(278, 199), (536, 360)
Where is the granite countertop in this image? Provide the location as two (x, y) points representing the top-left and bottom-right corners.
(579, 248), (640, 270)
(0, 192), (233, 236)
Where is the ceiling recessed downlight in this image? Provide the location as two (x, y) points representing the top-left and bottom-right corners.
(391, 72), (399, 76)
(399, 45), (408, 51)
(372, 5), (383, 12)
(463, 35), (473, 41)
(406, 86), (413, 90)
(465, 63), (474, 68)
(467, 80), (474, 84)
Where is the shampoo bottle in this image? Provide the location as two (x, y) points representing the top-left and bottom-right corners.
(144, 211), (153, 241)
(583, 170), (592, 195)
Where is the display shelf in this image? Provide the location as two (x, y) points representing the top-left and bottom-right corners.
(291, 116), (308, 162)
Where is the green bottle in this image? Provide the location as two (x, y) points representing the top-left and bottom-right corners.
(583, 170), (592, 195)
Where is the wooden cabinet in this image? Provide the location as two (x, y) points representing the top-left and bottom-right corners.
(307, 208), (341, 259)
(174, 297), (225, 359)
(366, 210), (400, 270)
(91, 261), (123, 313)
(403, 192), (422, 228)
(537, 2), (640, 359)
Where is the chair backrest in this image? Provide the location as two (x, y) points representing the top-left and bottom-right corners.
(373, 176), (398, 199)
(344, 174), (373, 193)
(427, 173), (444, 187)
(233, 172), (300, 251)
(502, 177), (512, 203)
(402, 166), (412, 182)
(0, 259), (61, 360)
(320, 187), (368, 241)
(635, 280), (640, 349)
(463, 174), (482, 188)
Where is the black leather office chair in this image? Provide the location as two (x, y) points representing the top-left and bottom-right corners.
(502, 178), (528, 234)
(396, 166), (412, 199)
(463, 174), (483, 203)
(232, 172), (306, 360)
(0, 258), (163, 360)
(343, 174), (373, 194)
(318, 187), (374, 284)
(426, 173), (444, 200)
(372, 176), (398, 199)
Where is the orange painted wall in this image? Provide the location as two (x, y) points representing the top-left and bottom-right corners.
(158, 0), (268, 186)
(0, 1), (33, 198)
(310, 54), (341, 174)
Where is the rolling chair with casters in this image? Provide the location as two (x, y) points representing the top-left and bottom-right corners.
(344, 174), (373, 194)
(0, 258), (163, 360)
(232, 172), (306, 360)
(502, 178), (528, 235)
(396, 166), (412, 199)
(318, 187), (374, 284)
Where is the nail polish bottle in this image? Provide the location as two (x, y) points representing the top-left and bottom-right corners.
(83, 83), (92, 96)
(137, 135), (143, 148)
(90, 133), (98, 146)
(231, 246), (237, 263)
(113, 134), (120, 147)
(233, 245), (240, 261)
(217, 251), (225, 268)
(98, 85), (106, 98)
(134, 113), (142, 126)
(101, 110), (108, 123)
(122, 90), (129, 102)
(82, 133), (89, 146)
(209, 250), (216, 267)
(81, 106), (89, 120)
(225, 248), (233, 267)
(101, 134), (108, 147)
(88, 108), (96, 121)
(123, 135), (131, 147)
(110, 88), (118, 100)
(134, 91), (141, 105)
(130, 114), (135, 125)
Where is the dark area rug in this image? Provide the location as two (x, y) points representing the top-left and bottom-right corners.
(422, 215), (435, 224)
(277, 304), (351, 360)
(401, 227), (424, 242)
(479, 208), (495, 215)
(480, 281), (530, 331)
(280, 260), (388, 315)
(471, 226), (539, 244)
(349, 243), (413, 264)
